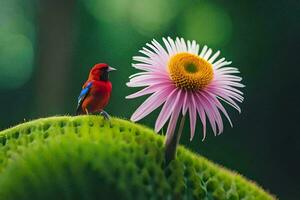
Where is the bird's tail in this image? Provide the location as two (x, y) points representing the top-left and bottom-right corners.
(76, 107), (84, 115)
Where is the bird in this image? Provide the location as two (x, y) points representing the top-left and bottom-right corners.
(76, 63), (116, 119)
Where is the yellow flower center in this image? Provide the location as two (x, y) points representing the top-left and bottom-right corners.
(168, 52), (214, 90)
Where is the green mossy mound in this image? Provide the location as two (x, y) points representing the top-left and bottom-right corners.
(0, 116), (275, 200)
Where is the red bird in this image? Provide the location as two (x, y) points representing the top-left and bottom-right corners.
(76, 63), (116, 118)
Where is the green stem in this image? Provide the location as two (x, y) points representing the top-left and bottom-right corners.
(165, 114), (186, 166)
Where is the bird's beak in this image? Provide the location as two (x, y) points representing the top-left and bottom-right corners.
(107, 66), (117, 72)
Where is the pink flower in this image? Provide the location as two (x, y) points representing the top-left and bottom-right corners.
(126, 37), (244, 143)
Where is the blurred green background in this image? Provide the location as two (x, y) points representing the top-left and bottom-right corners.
(0, 0), (298, 199)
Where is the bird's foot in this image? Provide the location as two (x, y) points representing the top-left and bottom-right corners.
(100, 110), (110, 120)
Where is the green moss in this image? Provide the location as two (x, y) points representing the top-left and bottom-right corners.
(0, 116), (275, 200)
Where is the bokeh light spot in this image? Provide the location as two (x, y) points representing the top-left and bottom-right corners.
(0, 33), (34, 89)
(129, 0), (179, 35)
(181, 2), (232, 46)
(84, 0), (132, 23)
(84, 0), (179, 36)
(0, 0), (35, 90)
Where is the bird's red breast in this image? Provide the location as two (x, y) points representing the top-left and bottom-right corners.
(81, 80), (112, 113)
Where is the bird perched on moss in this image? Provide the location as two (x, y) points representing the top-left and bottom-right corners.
(76, 63), (116, 119)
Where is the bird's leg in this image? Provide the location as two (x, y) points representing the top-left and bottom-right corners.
(100, 110), (110, 120)
(85, 108), (89, 115)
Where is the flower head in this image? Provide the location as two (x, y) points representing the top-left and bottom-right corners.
(126, 37), (244, 142)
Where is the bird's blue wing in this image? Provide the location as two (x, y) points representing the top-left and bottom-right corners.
(76, 81), (93, 114)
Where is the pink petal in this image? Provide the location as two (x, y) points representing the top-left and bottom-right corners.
(139, 48), (155, 58)
(187, 40), (192, 52)
(216, 88), (244, 102)
(138, 48), (165, 69)
(214, 61), (232, 69)
(152, 39), (169, 64)
(162, 37), (174, 55)
(191, 40), (197, 54)
(211, 80), (245, 88)
(199, 45), (208, 57)
(129, 72), (151, 79)
(130, 86), (174, 121)
(168, 37), (177, 54)
(219, 85), (244, 95)
(165, 93), (183, 145)
(205, 91), (233, 127)
(208, 83), (244, 95)
(214, 67), (239, 74)
(188, 93), (197, 140)
(215, 70), (240, 76)
(196, 93), (217, 135)
(195, 44), (200, 55)
(180, 38), (188, 52)
(187, 40), (199, 55)
(182, 90), (188, 115)
(207, 87), (241, 113)
(195, 95), (207, 141)
(212, 57), (225, 66)
(126, 83), (170, 99)
(203, 48), (212, 60)
(175, 37), (183, 52)
(214, 74), (242, 82)
(133, 56), (156, 65)
(132, 63), (162, 72)
(208, 50), (220, 63)
(200, 92), (224, 135)
(145, 43), (166, 67)
(155, 89), (181, 132)
(127, 74), (171, 87)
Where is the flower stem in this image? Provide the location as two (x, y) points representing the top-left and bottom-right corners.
(165, 114), (186, 166)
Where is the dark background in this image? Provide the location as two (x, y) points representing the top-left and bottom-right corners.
(0, 0), (299, 199)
